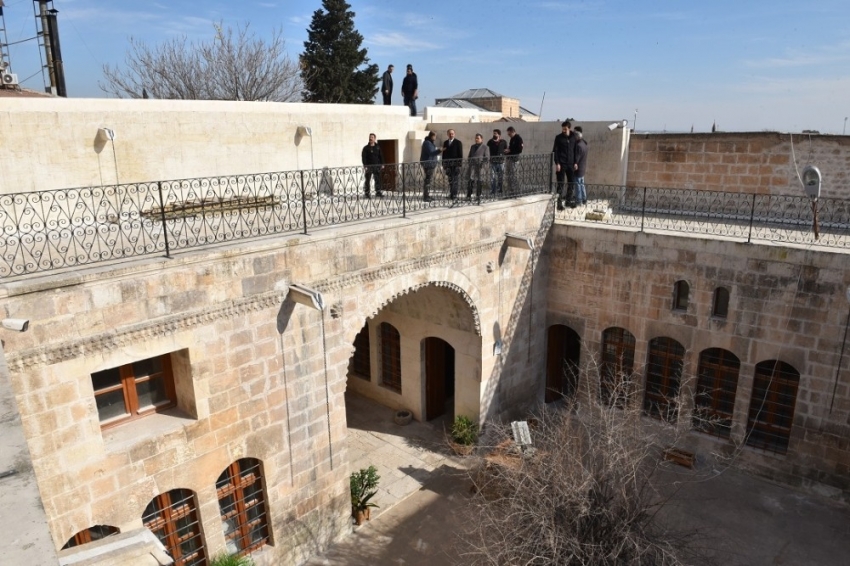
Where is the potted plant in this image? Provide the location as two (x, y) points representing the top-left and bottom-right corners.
(210, 553), (255, 566)
(350, 465), (380, 525)
(450, 415), (479, 456)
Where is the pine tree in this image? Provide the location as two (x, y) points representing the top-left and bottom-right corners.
(300, 0), (379, 103)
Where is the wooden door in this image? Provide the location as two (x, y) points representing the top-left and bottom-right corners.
(545, 325), (581, 403)
(378, 140), (398, 191)
(425, 337), (455, 420)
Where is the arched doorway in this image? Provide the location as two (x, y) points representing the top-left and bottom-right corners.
(546, 325), (581, 403)
(424, 337), (456, 420)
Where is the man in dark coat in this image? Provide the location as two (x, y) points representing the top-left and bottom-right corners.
(420, 131), (441, 202)
(505, 126), (523, 195)
(442, 129), (463, 199)
(552, 121), (577, 209)
(361, 133), (384, 198)
(381, 65), (394, 105)
(466, 133), (490, 200)
(574, 126), (589, 205)
(401, 64), (418, 116)
(487, 128), (507, 194)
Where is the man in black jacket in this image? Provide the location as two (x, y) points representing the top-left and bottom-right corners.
(442, 129), (463, 199)
(361, 133), (384, 198)
(552, 121), (577, 209)
(381, 65), (394, 105)
(505, 126), (523, 194)
(401, 64), (418, 116)
(487, 129), (508, 194)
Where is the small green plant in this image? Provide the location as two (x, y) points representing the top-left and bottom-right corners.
(210, 553), (255, 566)
(350, 465), (380, 515)
(451, 415), (479, 446)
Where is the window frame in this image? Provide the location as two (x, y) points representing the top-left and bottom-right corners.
(600, 327), (636, 407)
(143, 489), (207, 566)
(693, 348), (740, 438)
(91, 353), (177, 429)
(712, 287), (730, 318)
(216, 458), (271, 557)
(379, 322), (402, 393)
(746, 360), (800, 455)
(643, 337), (685, 423)
(62, 525), (120, 550)
(672, 280), (690, 311)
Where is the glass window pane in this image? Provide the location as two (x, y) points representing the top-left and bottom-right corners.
(136, 376), (168, 410)
(133, 356), (162, 379)
(91, 368), (122, 392)
(95, 389), (128, 422)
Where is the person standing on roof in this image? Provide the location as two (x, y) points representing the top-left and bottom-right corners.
(574, 126), (589, 205)
(505, 126), (523, 195)
(553, 121), (577, 209)
(381, 64), (394, 105)
(487, 128), (507, 195)
(401, 64), (418, 116)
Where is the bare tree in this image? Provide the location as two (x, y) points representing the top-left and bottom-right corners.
(462, 362), (723, 565)
(101, 23), (302, 102)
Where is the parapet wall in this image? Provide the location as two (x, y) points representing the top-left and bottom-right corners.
(627, 132), (850, 199)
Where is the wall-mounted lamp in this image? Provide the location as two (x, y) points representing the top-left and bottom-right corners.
(801, 165), (822, 199)
(296, 125), (312, 137)
(493, 340), (503, 357)
(505, 233), (534, 251)
(607, 120), (628, 131)
(287, 283), (324, 311)
(1, 318), (29, 332)
(96, 127), (115, 142)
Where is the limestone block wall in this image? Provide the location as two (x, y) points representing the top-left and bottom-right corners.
(0, 196), (550, 562)
(627, 132), (850, 199)
(546, 224), (850, 497)
(0, 98), (422, 193)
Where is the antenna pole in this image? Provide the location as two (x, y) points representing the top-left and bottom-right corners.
(538, 92), (545, 120)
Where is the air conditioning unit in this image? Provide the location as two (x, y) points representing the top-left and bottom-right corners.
(1, 72), (19, 86)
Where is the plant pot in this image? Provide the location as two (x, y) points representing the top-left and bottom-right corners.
(394, 410), (413, 426)
(450, 441), (475, 456)
(354, 509), (366, 526)
(364, 507), (371, 521)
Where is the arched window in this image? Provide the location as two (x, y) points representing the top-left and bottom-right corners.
(712, 287), (730, 318)
(62, 525), (120, 549)
(545, 325), (581, 402)
(600, 327), (636, 407)
(380, 322), (401, 392)
(143, 489), (207, 566)
(673, 280), (689, 311)
(693, 348), (740, 438)
(643, 337), (685, 422)
(350, 323), (371, 380)
(217, 458), (270, 556)
(746, 360), (800, 454)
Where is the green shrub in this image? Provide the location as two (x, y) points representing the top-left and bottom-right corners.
(350, 465), (380, 513)
(451, 415), (479, 446)
(210, 553), (255, 566)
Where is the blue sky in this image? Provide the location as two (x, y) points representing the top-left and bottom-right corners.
(2, 0), (849, 133)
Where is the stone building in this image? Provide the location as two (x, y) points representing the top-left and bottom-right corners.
(0, 98), (848, 565)
(435, 88), (539, 122)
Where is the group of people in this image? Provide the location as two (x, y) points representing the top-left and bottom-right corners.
(382, 64), (418, 116)
(552, 121), (589, 209)
(418, 127), (525, 201)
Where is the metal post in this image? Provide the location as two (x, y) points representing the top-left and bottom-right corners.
(156, 181), (172, 258)
(300, 170), (308, 235)
(747, 195), (756, 243)
(401, 163), (407, 219)
(640, 187), (647, 232)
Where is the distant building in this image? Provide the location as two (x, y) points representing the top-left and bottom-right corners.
(435, 88), (539, 122)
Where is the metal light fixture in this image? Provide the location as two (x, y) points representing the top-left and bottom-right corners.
(296, 125), (312, 137)
(287, 283), (324, 310)
(505, 233), (534, 251)
(96, 127), (115, 141)
(608, 120), (628, 131)
(1, 318), (29, 332)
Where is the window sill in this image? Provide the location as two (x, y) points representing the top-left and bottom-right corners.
(102, 407), (196, 453)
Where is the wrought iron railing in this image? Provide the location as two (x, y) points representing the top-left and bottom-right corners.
(0, 154), (554, 277)
(554, 185), (850, 249)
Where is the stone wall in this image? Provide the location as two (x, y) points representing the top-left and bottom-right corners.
(627, 132), (850, 199)
(0, 197), (550, 562)
(545, 223), (850, 497)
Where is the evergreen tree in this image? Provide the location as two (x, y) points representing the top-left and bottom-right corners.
(300, 0), (379, 103)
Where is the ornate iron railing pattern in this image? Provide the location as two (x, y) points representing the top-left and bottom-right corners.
(0, 154), (554, 277)
(554, 185), (850, 249)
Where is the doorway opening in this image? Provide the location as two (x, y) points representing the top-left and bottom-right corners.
(424, 337), (456, 420)
(545, 324), (581, 403)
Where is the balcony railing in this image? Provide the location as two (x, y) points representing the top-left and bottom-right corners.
(554, 185), (850, 249)
(0, 154), (553, 277)
(1, 159), (847, 278)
